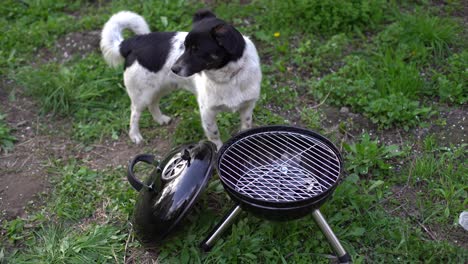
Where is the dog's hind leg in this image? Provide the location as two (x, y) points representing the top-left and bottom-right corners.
(148, 95), (171, 125)
(129, 103), (144, 144)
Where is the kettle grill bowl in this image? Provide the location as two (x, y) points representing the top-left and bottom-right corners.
(216, 126), (343, 220)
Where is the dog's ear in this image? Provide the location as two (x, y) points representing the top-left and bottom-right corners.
(193, 9), (216, 23)
(211, 23), (245, 58)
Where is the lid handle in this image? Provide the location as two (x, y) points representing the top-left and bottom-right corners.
(127, 154), (159, 191)
(181, 148), (191, 165)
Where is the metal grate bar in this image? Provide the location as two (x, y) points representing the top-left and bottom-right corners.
(265, 133), (340, 174)
(219, 146), (321, 201)
(288, 133), (339, 160)
(234, 144), (326, 195)
(265, 133), (340, 173)
(219, 157), (286, 201)
(243, 135), (338, 185)
(236, 166), (325, 198)
(220, 159), (291, 201)
(287, 133), (340, 168)
(220, 156), (321, 201)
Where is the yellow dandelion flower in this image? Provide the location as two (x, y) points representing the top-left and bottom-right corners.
(274, 32), (280, 38)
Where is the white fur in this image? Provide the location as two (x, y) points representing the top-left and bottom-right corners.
(101, 11), (261, 149)
(100, 11), (150, 68)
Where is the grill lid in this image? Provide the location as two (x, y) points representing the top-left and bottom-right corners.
(129, 141), (217, 246)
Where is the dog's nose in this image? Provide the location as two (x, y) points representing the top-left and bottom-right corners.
(171, 65), (181, 74)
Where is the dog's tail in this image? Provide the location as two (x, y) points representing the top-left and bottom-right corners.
(100, 11), (150, 68)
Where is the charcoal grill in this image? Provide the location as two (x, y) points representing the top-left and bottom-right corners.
(201, 126), (351, 263)
(127, 125), (350, 262)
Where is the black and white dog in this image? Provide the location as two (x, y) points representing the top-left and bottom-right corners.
(100, 9), (261, 149)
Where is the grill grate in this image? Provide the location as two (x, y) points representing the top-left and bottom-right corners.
(219, 131), (341, 202)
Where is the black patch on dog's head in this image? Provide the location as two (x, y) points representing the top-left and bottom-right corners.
(120, 32), (177, 73)
(211, 23), (245, 59)
(193, 9), (216, 23)
(171, 9), (246, 77)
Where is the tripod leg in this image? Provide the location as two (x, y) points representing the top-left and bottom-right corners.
(200, 205), (242, 252)
(312, 209), (351, 263)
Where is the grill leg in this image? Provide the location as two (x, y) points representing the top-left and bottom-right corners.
(200, 205), (242, 252)
(312, 209), (351, 263)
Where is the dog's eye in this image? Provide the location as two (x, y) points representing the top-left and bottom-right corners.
(210, 54), (219, 60)
(191, 45), (198, 52)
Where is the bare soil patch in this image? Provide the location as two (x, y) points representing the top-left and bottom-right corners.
(0, 82), (71, 220)
(386, 185), (468, 249)
(36, 30), (101, 65)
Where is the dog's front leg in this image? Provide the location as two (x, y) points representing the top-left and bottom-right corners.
(239, 101), (256, 130)
(129, 104), (144, 144)
(200, 107), (223, 149)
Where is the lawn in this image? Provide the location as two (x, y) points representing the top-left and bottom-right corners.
(0, 0), (466, 263)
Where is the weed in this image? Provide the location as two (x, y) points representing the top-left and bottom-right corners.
(431, 51), (468, 104)
(373, 51), (424, 98)
(300, 107), (323, 131)
(293, 33), (350, 73)
(364, 94), (432, 130)
(311, 53), (433, 129)
(309, 11), (460, 129)
(408, 143), (467, 223)
(173, 111), (205, 145)
(4, 218), (25, 243)
(0, 0), (200, 75)
(8, 224), (126, 263)
(0, 113), (16, 153)
(376, 12), (460, 62)
(14, 55), (121, 116)
(344, 133), (403, 178)
(220, 0), (388, 36)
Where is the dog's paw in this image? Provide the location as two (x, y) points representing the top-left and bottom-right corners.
(240, 124), (251, 131)
(130, 132), (144, 144)
(156, 115), (172, 125)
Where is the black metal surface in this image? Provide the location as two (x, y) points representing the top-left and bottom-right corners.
(128, 141), (216, 247)
(127, 154), (159, 191)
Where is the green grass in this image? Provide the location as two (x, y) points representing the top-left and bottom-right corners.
(7, 224), (126, 264)
(1, 0), (467, 263)
(215, 0), (388, 37)
(376, 12), (461, 62)
(405, 142), (467, 224)
(3, 141), (466, 262)
(431, 51), (468, 104)
(0, 113), (16, 153)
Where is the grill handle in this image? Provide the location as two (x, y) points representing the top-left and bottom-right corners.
(311, 209), (351, 263)
(127, 154), (159, 192)
(200, 205), (243, 252)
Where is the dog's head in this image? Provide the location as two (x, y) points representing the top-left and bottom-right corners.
(171, 9), (246, 77)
